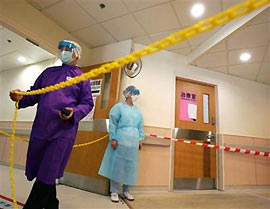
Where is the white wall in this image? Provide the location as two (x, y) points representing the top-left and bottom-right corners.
(1, 41), (269, 139)
(0, 0), (92, 66)
(0, 40), (132, 122)
(0, 58), (60, 121)
(0, 75), (2, 117)
(88, 40), (132, 103)
(0, 73), (2, 93)
(182, 65), (269, 138)
(269, 86), (270, 135)
(89, 40), (132, 65)
(121, 44), (270, 138)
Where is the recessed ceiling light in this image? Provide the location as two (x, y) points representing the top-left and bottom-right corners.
(240, 52), (251, 62)
(191, 3), (205, 18)
(18, 56), (26, 63)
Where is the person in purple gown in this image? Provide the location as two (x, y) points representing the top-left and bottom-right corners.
(9, 40), (93, 209)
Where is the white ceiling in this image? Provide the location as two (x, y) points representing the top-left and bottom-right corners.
(0, 25), (54, 72)
(192, 7), (270, 85)
(2, 0), (270, 85)
(25, 0), (233, 49)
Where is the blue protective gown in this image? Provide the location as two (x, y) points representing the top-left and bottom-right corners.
(98, 102), (144, 185)
(18, 64), (93, 184)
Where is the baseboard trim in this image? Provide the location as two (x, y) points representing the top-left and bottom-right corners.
(130, 186), (169, 193)
(225, 185), (270, 190)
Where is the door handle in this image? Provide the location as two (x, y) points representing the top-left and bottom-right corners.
(212, 117), (215, 126)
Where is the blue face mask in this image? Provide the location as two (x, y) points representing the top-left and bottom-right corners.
(59, 51), (73, 64)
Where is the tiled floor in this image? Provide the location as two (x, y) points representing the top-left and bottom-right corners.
(1, 165), (270, 209)
(0, 165), (128, 209)
(127, 189), (270, 209)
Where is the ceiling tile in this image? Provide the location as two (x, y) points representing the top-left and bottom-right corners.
(122, 0), (169, 12)
(149, 29), (188, 50)
(256, 62), (270, 85)
(170, 47), (191, 56)
(194, 51), (227, 68)
(222, 0), (243, 10)
(0, 25), (55, 72)
(133, 36), (152, 46)
(264, 47), (269, 62)
(0, 56), (18, 71)
(259, 62), (270, 75)
(228, 47), (266, 65)
(102, 14), (146, 41)
(0, 28), (29, 56)
(228, 63), (260, 81)
(247, 7), (270, 26)
(208, 66), (227, 73)
(189, 27), (219, 46)
(133, 3), (179, 34)
(18, 45), (54, 61)
(0, 52), (35, 71)
(190, 45), (200, 52)
(71, 25), (116, 48)
(43, 0), (96, 32)
(227, 23), (269, 50)
(27, 0), (63, 10)
(208, 40), (226, 53)
(76, 0), (129, 22)
(172, 0), (221, 27)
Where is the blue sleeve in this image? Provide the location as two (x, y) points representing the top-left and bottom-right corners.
(109, 104), (121, 141)
(73, 80), (94, 124)
(138, 112), (145, 140)
(18, 72), (43, 109)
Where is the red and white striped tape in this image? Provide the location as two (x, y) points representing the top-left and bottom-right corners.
(147, 134), (270, 157)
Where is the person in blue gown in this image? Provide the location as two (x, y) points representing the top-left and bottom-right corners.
(99, 85), (144, 203)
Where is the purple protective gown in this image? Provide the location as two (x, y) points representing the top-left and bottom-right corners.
(19, 64), (93, 184)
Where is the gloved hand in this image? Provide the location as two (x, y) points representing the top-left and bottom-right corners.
(9, 89), (23, 102)
(139, 141), (143, 150)
(111, 139), (118, 149)
(59, 107), (74, 120)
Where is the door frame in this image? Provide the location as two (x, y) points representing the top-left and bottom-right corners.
(169, 75), (224, 191)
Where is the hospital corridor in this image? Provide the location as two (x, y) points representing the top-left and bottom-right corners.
(0, 0), (269, 208)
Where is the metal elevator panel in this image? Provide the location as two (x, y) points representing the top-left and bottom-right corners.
(60, 119), (110, 195)
(173, 128), (217, 190)
(173, 128), (216, 142)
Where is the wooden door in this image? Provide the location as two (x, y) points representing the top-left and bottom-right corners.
(174, 78), (216, 189)
(62, 63), (121, 195)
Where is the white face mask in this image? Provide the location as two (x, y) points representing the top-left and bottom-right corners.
(131, 95), (139, 103)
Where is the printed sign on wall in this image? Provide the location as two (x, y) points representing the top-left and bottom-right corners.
(179, 91), (197, 122)
(82, 97), (97, 121)
(90, 79), (102, 96)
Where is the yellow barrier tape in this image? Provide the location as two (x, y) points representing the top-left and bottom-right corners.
(1, 125), (107, 209)
(6, 0), (270, 208)
(0, 130), (29, 142)
(73, 134), (109, 148)
(14, 0), (270, 96)
(0, 129), (108, 148)
(9, 103), (19, 209)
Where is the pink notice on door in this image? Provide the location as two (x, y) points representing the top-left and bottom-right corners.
(179, 91), (197, 122)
